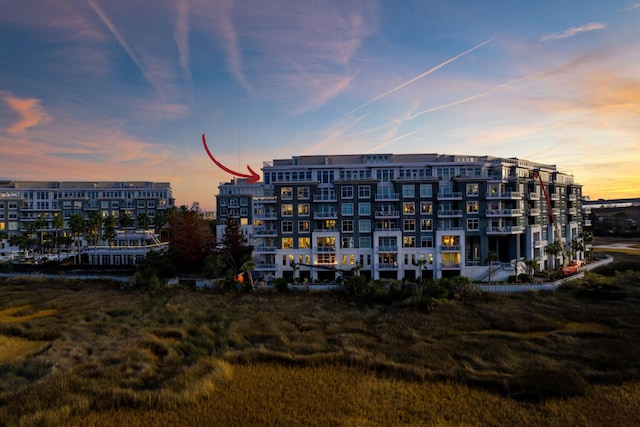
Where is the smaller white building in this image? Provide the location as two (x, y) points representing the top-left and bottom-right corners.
(84, 230), (168, 266)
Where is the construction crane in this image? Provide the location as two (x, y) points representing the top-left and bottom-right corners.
(531, 170), (568, 268)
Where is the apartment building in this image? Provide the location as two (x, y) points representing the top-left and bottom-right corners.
(0, 180), (174, 263)
(217, 154), (583, 282)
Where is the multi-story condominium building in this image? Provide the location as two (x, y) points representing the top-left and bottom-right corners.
(0, 180), (174, 263)
(217, 154), (583, 282)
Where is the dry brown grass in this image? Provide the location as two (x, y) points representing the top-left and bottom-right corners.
(0, 272), (640, 426)
(0, 336), (49, 364)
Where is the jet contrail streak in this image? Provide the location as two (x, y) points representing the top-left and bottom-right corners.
(344, 38), (495, 117)
(409, 73), (535, 120)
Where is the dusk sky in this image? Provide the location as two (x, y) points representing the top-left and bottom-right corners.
(1, 0), (639, 210)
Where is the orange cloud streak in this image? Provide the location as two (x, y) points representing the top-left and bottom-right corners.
(2, 94), (52, 134)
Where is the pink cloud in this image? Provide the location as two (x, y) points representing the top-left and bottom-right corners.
(2, 93), (52, 134)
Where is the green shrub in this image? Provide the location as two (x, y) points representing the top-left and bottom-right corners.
(344, 275), (375, 297)
(274, 278), (289, 292)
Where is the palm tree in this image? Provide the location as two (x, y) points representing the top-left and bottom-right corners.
(87, 211), (103, 247)
(102, 215), (117, 265)
(34, 214), (48, 255)
(579, 230), (594, 260)
(544, 241), (563, 269)
(119, 212), (133, 265)
(240, 259), (256, 291)
(524, 259), (539, 276)
(69, 214), (85, 265)
(413, 257), (428, 283)
(137, 213), (150, 230)
(52, 213), (64, 260)
(485, 250), (498, 283)
(570, 238), (584, 262)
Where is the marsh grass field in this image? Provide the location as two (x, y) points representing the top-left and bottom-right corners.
(1, 249), (640, 426)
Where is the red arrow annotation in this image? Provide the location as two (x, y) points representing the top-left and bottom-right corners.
(201, 134), (260, 184)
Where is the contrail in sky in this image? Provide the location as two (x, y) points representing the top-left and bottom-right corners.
(409, 73), (536, 120)
(343, 38), (495, 117)
(364, 130), (418, 153)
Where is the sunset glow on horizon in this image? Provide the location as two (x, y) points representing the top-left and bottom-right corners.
(1, 1), (639, 210)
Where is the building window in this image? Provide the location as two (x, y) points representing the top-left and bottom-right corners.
(466, 201), (479, 214)
(358, 186), (371, 198)
(240, 198), (248, 206)
(420, 184), (432, 197)
(420, 201), (433, 214)
(420, 218), (432, 231)
(282, 221), (293, 233)
(403, 219), (415, 231)
(466, 183), (479, 196)
(359, 202), (371, 216)
(467, 218), (479, 230)
(341, 203), (354, 216)
(403, 236), (416, 248)
(282, 238), (293, 249)
(240, 208), (248, 216)
(298, 221), (310, 233)
(359, 219), (371, 233)
(341, 186), (354, 199)
(342, 220), (354, 232)
(318, 253), (336, 264)
(402, 185), (415, 198)
(359, 236), (371, 248)
(420, 236), (434, 248)
(298, 204), (309, 216)
(281, 187), (293, 199)
(298, 237), (311, 248)
(341, 237), (355, 248)
(403, 202), (415, 215)
(281, 204), (293, 216)
(298, 187), (309, 199)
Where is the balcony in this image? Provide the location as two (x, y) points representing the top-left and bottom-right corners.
(254, 196), (277, 203)
(378, 245), (398, 252)
(486, 225), (524, 234)
(440, 245), (461, 252)
(486, 209), (522, 217)
(313, 211), (337, 219)
(534, 239), (548, 248)
(254, 212), (277, 220)
(568, 194), (577, 202)
(528, 208), (541, 216)
(441, 263), (461, 269)
(438, 209), (463, 217)
(437, 192), (462, 200)
(254, 228), (277, 237)
(437, 226), (463, 231)
(316, 246), (336, 252)
(527, 193), (540, 200)
(254, 245), (277, 253)
(313, 194), (337, 202)
(568, 208), (577, 215)
(375, 192), (400, 201)
(254, 263), (277, 271)
(378, 263), (398, 270)
(486, 191), (523, 199)
(550, 193), (560, 201)
(375, 210), (400, 219)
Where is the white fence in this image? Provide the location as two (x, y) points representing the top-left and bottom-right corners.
(476, 255), (614, 293)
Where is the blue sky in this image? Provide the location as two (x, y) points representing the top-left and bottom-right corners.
(1, 0), (639, 209)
